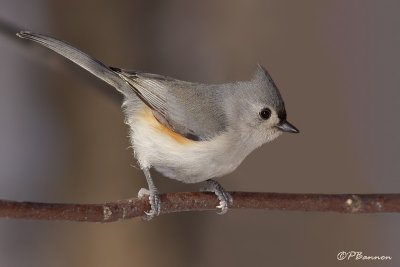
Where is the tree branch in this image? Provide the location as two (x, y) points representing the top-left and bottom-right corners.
(0, 192), (399, 223)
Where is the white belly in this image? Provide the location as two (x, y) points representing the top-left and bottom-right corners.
(126, 106), (249, 183)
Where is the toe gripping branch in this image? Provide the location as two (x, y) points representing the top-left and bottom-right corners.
(202, 179), (233, 214)
(138, 169), (161, 220)
(138, 172), (233, 219)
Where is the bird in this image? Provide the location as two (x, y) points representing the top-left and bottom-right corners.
(17, 31), (299, 219)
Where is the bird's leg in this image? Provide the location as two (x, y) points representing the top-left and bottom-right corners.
(201, 179), (233, 214)
(137, 168), (161, 220)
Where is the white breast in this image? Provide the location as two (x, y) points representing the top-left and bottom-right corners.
(126, 106), (257, 183)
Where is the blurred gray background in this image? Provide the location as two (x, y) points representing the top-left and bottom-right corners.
(0, 0), (399, 266)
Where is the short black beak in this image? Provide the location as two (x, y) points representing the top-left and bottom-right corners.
(276, 120), (299, 133)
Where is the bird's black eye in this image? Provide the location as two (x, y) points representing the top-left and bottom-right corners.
(259, 108), (272, 120)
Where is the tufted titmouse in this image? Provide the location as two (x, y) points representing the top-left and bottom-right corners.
(17, 31), (299, 219)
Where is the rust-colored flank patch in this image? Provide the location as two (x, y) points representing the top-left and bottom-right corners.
(141, 108), (193, 145)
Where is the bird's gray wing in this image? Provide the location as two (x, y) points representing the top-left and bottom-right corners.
(112, 69), (228, 141)
(17, 31), (227, 141)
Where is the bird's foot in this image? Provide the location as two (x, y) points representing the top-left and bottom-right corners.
(138, 188), (161, 220)
(201, 179), (233, 214)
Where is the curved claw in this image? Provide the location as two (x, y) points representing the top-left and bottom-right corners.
(139, 168), (161, 220)
(216, 200), (229, 215)
(203, 179), (233, 215)
(138, 188), (161, 220)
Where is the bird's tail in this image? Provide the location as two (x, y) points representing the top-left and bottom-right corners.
(17, 31), (130, 95)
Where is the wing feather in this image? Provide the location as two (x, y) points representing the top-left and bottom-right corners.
(112, 68), (227, 141)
